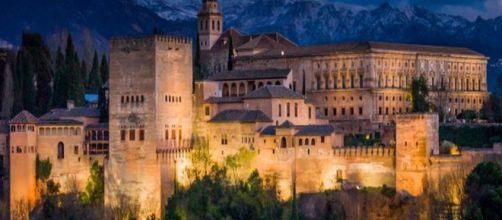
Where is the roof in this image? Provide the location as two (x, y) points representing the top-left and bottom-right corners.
(37, 119), (83, 126)
(9, 111), (38, 124)
(208, 69), (291, 81)
(208, 28), (297, 53)
(86, 123), (109, 130)
(278, 120), (295, 129)
(40, 107), (100, 120)
(245, 86), (304, 100)
(260, 124), (336, 136)
(209, 109), (272, 123)
(237, 41), (485, 60)
(205, 96), (243, 104)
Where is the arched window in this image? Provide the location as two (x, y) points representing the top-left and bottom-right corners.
(280, 137), (287, 148)
(311, 138), (316, 145)
(238, 83), (246, 96)
(57, 142), (64, 159)
(258, 82), (264, 88)
(299, 139), (303, 146)
(222, 84), (230, 97)
(305, 139), (309, 146)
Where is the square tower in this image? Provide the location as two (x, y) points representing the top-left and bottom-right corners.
(395, 113), (439, 196)
(105, 35), (193, 218)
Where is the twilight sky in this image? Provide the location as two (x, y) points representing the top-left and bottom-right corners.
(338, 0), (502, 20)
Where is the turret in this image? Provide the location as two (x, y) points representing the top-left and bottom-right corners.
(197, 0), (223, 50)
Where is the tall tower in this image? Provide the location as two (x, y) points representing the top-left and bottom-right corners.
(105, 35), (193, 218)
(197, 0), (223, 50)
(9, 111), (38, 218)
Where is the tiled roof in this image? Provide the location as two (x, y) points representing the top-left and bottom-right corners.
(260, 124), (336, 136)
(209, 69), (291, 81)
(40, 107), (100, 120)
(9, 111), (38, 124)
(278, 120), (295, 129)
(245, 86), (304, 99)
(37, 119), (83, 126)
(237, 41), (485, 60)
(86, 123), (108, 130)
(209, 28), (297, 53)
(205, 96), (243, 104)
(209, 109), (272, 123)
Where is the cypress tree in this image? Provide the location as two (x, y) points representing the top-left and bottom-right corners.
(227, 35), (234, 71)
(81, 60), (88, 91)
(65, 34), (85, 106)
(100, 54), (108, 85)
(12, 51), (25, 116)
(52, 47), (67, 108)
(31, 33), (53, 116)
(194, 33), (202, 81)
(88, 51), (102, 94)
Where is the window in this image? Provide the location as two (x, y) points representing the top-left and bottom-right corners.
(308, 107), (312, 119)
(359, 107), (363, 115)
(280, 137), (287, 148)
(305, 139), (309, 145)
(341, 108), (346, 115)
(129, 129), (135, 141)
(294, 103), (298, 117)
(179, 129), (182, 140)
(139, 130), (145, 141)
(221, 135), (228, 145)
(287, 103), (290, 117)
(121, 130), (126, 141)
(299, 139), (303, 146)
(205, 106), (210, 116)
(311, 138), (316, 145)
(350, 108), (354, 115)
(57, 142), (64, 159)
(172, 130), (176, 140)
(333, 108), (337, 116)
(324, 108), (328, 116)
(74, 145), (78, 155)
(321, 136), (325, 143)
(165, 130), (169, 140)
(279, 104), (282, 117)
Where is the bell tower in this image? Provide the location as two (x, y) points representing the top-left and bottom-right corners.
(197, 0), (223, 50)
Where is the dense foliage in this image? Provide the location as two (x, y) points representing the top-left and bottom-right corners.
(80, 161), (104, 205)
(462, 162), (502, 220)
(409, 76), (430, 113)
(35, 155), (52, 181)
(439, 125), (502, 148)
(480, 93), (502, 122)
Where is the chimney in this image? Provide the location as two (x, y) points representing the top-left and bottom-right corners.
(66, 100), (75, 110)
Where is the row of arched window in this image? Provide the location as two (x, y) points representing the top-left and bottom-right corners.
(165, 129), (182, 141)
(121, 95), (145, 104)
(10, 125), (35, 133)
(242, 136), (254, 144)
(88, 130), (109, 141)
(11, 146), (35, 154)
(314, 74), (364, 90)
(165, 95), (182, 103)
(199, 19), (221, 32)
(222, 81), (282, 97)
(298, 138), (316, 147)
(278, 103), (298, 117)
(120, 129), (145, 141)
(39, 127), (81, 136)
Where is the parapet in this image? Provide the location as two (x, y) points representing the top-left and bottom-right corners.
(333, 146), (395, 158)
(395, 113), (438, 122)
(110, 35), (192, 49)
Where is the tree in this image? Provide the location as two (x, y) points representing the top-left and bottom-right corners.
(100, 54), (108, 85)
(480, 93), (502, 122)
(81, 161), (104, 205)
(81, 60), (88, 90)
(409, 76), (430, 113)
(52, 47), (67, 108)
(88, 51), (102, 94)
(194, 33), (203, 81)
(227, 34), (234, 71)
(65, 34), (85, 106)
(36, 155), (52, 182)
(462, 162), (502, 220)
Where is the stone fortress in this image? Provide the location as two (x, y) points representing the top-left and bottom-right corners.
(6, 0), (502, 218)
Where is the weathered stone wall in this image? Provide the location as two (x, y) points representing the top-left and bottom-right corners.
(106, 35), (193, 218)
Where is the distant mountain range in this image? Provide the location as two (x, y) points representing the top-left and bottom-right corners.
(0, 0), (501, 89)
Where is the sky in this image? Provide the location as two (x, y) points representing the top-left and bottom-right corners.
(338, 0), (502, 20)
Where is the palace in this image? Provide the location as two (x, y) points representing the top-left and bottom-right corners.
(5, 0), (502, 219)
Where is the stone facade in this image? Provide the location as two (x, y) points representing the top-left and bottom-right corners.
(106, 35), (193, 218)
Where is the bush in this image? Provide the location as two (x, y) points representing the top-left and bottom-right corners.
(439, 125), (502, 148)
(462, 162), (502, 220)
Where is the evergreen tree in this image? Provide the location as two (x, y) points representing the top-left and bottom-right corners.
(194, 33), (203, 81)
(480, 93), (502, 122)
(410, 76), (430, 113)
(227, 35), (234, 71)
(80, 60), (88, 91)
(30, 34), (53, 116)
(64, 34), (85, 106)
(100, 54), (108, 85)
(88, 51), (102, 94)
(12, 51), (25, 115)
(52, 47), (67, 108)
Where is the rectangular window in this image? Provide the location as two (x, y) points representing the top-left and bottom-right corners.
(386, 108), (389, 115)
(341, 108), (346, 115)
(205, 106), (210, 116)
(121, 130), (126, 141)
(333, 108), (337, 116)
(287, 103), (290, 117)
(172, 130), (176, 140)
(165, 130), (169, 140)
(294, 103), (298, 117)
(279, 104), (282, 117)
(308, 107), (312, 119)
(379, 107), (382, 115)
(179, 129), (182, 140)
(359, 107), (363, 115)
(293, 81), (297, 91)
(350, 108), (354, 115)
(321, 136), (325, 143)
(74, 146), (78, 155)
(129, 129), (135, 141)
(139, 130), (145, 141)
(324, 108), (328, 116)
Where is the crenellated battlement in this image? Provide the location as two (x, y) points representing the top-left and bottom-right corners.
(110, 35), (192, 49)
